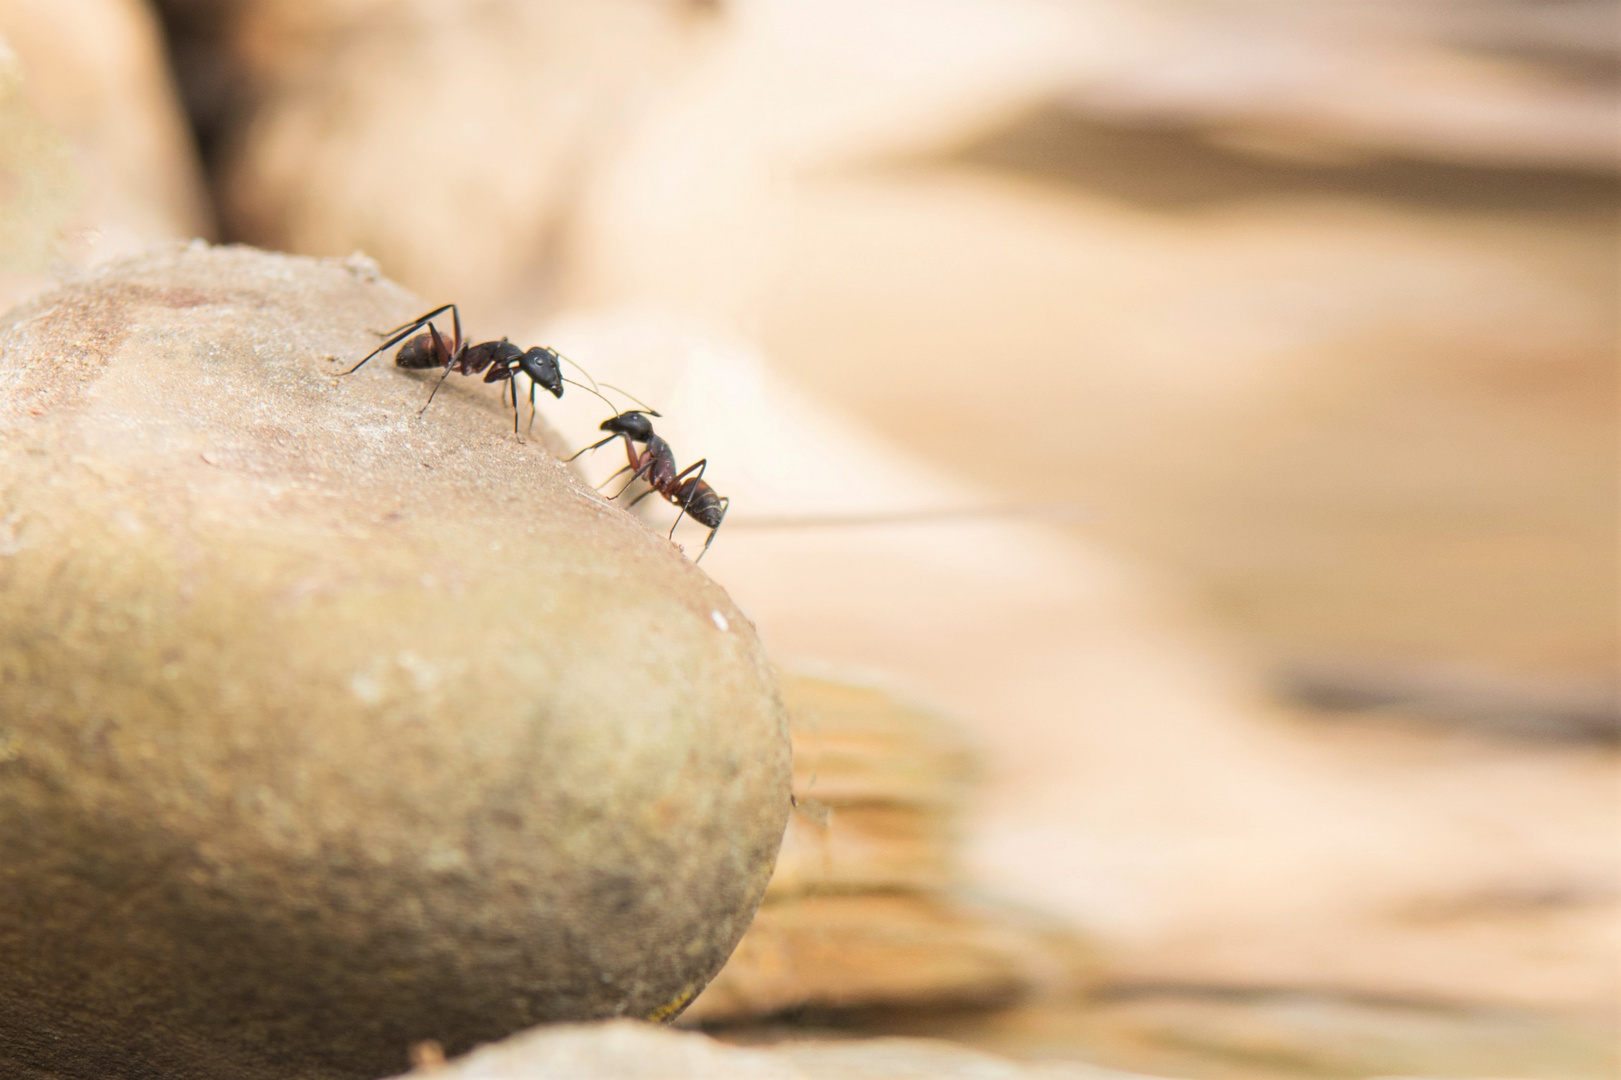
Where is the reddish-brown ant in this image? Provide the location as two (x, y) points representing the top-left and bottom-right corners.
(566, 409), (730, 562)
(342, 303), (594, 433)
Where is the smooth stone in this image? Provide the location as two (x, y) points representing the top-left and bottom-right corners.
(383, 1020), (1166, 1079)
(0, 242), (790, 1080)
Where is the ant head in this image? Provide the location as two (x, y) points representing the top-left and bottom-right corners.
(600, 410), (655, 441)
(519, 347), (564, 399)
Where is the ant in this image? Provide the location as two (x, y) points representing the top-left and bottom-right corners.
(341, 304), (593, 434)
(566, 409), (729, 562)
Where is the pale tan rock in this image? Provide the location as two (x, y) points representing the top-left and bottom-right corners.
(394, 1020), (804, 1080)
(0, 242), (790, 1080)
(386, 1020), (1164, 1080)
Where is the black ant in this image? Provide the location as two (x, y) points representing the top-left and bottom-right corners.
(566, 409), (730, 562)
(341, 304), (593, 434)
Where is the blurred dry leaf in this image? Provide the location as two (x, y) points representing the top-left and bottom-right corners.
(687, 893), (1083, 1023)
(689, 673), (1091, 1024)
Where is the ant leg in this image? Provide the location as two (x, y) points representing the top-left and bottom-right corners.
(432, 322), (455, 366)
(596, 464), (633, 490)
(609, 458), (655, 500)
(497, 369), (525, 434)
(625, 488), (658, 510)
(378, 304), (459, 343)
(562, 434), (617, 464)
(667, 459), (707, 537)
(693, 496), (728, 564)
(526, 381), (539, 436)
(415, 321), (461, 415)
(419, 365), (455, 414)
(340, 303), (459, 375)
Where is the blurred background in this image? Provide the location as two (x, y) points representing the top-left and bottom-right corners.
(0, 0), (1615, 1077)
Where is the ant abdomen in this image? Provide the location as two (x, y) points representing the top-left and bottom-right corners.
(679, 482), (728, 530)
(394, 333), (442, 369)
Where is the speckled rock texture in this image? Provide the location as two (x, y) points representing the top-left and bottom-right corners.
(0, 242), (790, 1080)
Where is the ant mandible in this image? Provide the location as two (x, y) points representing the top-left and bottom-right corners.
(342, 304), (589, 434)
(566, 410), (730, 562)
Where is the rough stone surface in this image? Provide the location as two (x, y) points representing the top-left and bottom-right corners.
(0, 242), (790, 1080)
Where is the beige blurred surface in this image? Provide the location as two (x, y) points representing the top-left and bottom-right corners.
(755, 160), (1616, 682)
(0, 0), (210, 310)
(527, 1), (1616, 1018)
(218, 0), (703, 314)
(1051, 0), (1620, 171)
(530, 313), (1615, 1027)
(556, 0), (1616, 687)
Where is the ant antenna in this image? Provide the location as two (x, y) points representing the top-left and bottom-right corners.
(562, 376), (618, 413)
(599, 382), (661, 417)
(555, 352), (603, 396)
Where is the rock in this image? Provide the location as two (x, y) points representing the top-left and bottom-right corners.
(393, 1020), (802, 1080)
(383, 1019), (1166, 1080)
(0, 242), (790, 1080)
